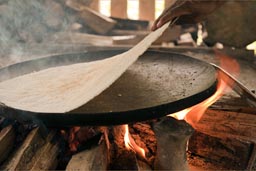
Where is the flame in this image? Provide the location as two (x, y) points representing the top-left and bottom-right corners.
(124, 125), (132, 149)
(123, 125), (146, 158)
(169, 51), (240, 127)
(68, 126), (81, 152)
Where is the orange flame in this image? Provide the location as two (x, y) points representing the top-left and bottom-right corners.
(123, 124), (146, 158)
(169, 51), (240, 127)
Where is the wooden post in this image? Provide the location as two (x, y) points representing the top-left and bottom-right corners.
(89, 0), (99, 11)
(139, 0), (155, 21)
(111, 0), (127, 18)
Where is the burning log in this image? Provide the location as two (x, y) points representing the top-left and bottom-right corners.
(188, 131), (253, 170)
(66, 141), (109, 171)
(108, 125), (139, 170)
(0, 125), (15, 164)
(188, 109), (256, 170)
(193, 109), (256, 142)
(66, 0), (116, 34)
(1, 128), (59, 170)
(153, 117), (194, 170)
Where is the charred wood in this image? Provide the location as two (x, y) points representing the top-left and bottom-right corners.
(30, 131), (59, 171)
(108, 125), (138, 170)
(247, 143), (256, 170)
(1, 128), (59, 170)
(193, 109), (256, 142)
(188, 131), (253, 170)
(130, 122), (157, 166)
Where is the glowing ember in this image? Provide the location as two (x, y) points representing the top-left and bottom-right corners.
(169, 51), (240, 127)
(68, 126), (81, 152)
(123, 125), (146, 158)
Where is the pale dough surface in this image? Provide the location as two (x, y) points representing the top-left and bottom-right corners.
(0, 22), (170, 113)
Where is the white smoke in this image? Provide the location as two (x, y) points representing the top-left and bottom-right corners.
(0, 0), (71, 65)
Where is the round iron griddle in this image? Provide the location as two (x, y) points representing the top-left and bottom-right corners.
(0, 50), (217, 126)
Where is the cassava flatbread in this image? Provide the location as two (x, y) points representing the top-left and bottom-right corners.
(0, 22), (170, 113)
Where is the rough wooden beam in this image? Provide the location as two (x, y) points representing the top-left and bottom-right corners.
(153, 117), (194, 170)
(49, 32), (114, 45)
(111, 0), (127, 18)
(89, 0), (99, 11)
(139, 0), (155, 21)
(193, 109), (256, 142)
(0, 125), (15, 164)
(188, 131), (253, 170)
(50, 32), (145, 46)
(66, 0), (116, 34)
(2, 128), (59, 170)
(108, 126), (139, 170)
(66, 141), (109, 171)
(113, 35), (144, 45)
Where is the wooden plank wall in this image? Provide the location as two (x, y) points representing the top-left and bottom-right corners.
(139, 0), (155, 20)
(90, 0), (177, 21)
(89, 0), (99, 11)
(111, 0), (128, 18)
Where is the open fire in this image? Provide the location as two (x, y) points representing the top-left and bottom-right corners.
(0, 0), (255, 170)
(122, 51), (241, 163)
(171, 51), (240, 125)
(0, 49), (255, 170)
(56, 51), (243, 170)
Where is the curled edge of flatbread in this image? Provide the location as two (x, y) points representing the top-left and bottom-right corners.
(0, 22), (171, 113)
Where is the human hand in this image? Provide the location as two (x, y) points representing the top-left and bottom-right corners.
(151, 0), (225, 31)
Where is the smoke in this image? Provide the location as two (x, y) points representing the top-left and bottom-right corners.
(0, 0), (71, 65)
